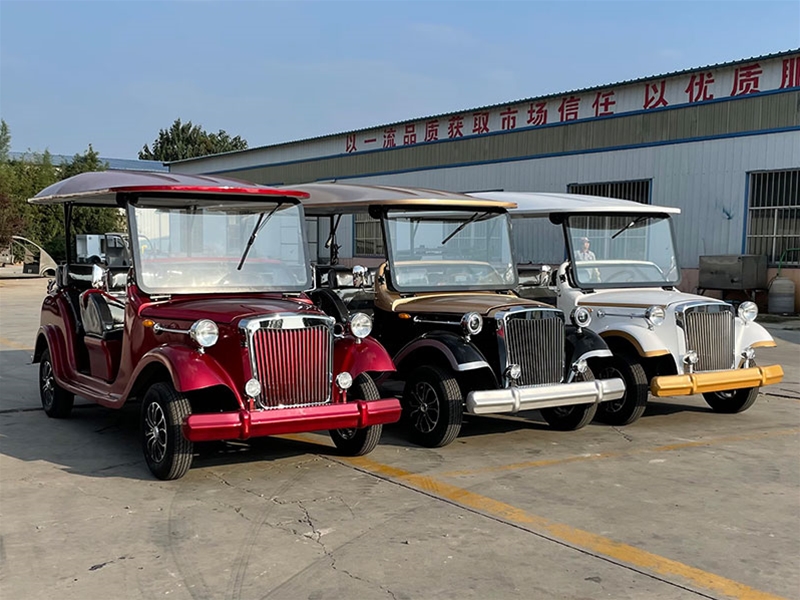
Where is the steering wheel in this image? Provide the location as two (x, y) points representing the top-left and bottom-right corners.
(604, 270), (638, 283)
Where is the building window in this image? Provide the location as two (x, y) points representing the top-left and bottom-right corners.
(354, 213), (384, 256)
(567, 179), (651, 203)
(747, 169), (800, 266)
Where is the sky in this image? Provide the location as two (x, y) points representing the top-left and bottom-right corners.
(1, 0), (799, 159)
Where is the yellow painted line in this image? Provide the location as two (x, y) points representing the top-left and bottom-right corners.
(439, 428), (800, 477)
(342, 455), (789, 600)
(0, 336), (33, 351)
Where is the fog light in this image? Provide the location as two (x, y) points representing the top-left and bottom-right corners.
(683, 351), (699, 365)
(505, 364), (522, 381)
(573, 359), (588, 374)
(741, 347), (756, 367)
(336, 372), (353, 390)
(245, 378), (262, 398)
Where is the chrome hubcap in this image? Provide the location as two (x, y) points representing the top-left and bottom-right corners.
(336, 428), (357, 440)
(408, 381), (440, 433)
(599, 367), (625, 413)
(144, 402), (168, 464)
(41, 361), (54, 409)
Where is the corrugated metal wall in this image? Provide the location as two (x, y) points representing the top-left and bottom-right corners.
(341, 130), (800, 268)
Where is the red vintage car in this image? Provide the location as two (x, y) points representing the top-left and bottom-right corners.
(30, 171), (401, 479)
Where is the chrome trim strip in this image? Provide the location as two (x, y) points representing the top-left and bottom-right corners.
(455, 360), (491, 372)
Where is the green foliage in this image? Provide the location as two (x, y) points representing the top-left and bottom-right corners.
(138, 118), (248, 162)
(0, 121), (124, 262)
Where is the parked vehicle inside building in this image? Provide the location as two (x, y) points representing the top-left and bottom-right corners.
(472, 191), (784, 425)
(29, 171), (401, 479)
(293, 183), (625, 448)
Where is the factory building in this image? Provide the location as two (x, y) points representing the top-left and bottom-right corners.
(169, 50), (800, 306)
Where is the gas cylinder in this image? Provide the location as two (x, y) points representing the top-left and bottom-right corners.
(768, 276), (796, 314)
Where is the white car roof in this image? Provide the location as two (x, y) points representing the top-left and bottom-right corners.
(468, 191), (680, 216)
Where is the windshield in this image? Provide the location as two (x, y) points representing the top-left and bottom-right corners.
(565, 214), (680, 288)
(384, 209), (517, 292)
(131, 198), (310, 294)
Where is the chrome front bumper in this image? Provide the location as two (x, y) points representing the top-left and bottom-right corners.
(465, 378), (625, 415)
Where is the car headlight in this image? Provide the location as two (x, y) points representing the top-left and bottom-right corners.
(189, 319), (219, 348)
(571, 307), (592, 328)
(645, 305), (666, 326)
(349, 312), (372, 339)
(461, 312), (483, 335)
(738, 301), (758, 322)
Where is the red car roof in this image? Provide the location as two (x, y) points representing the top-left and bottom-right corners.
(29, 170), (308, 206)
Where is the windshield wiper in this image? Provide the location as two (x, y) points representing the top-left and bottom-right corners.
(237, 204), (282, 270)
(441, 211), (488, 245)
(611, 215), (648, 240)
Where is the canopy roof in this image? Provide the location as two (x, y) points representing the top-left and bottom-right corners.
(283, 182), (516, 215)
(469, 192), (680, 216)
(29, 170), (309, 206)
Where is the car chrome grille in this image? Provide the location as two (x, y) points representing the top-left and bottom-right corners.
(503, 309), (565, 386)
(245, 316), (333, 409)
(681, 304), (735, 371)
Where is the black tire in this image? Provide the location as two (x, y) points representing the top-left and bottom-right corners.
(402, 365), (463, 448)
(703, 387), (759, 413)
(593, 353), (649, 426)
(39, 348), (74, 418)
(329, 373), (383, 456)
(540, 369), (597, 431)
(140, 382), (193, 480)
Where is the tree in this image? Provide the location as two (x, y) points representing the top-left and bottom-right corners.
(139, 118), (248, 162)
(0, 122), (122, 262)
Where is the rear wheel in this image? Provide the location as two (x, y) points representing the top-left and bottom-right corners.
(540, 369), (597, 431)
(703, 387), (759, 413)
(329, 373), (384, 456)
(594, 354), (649, 426)
(141, 382), (193, 480)
(402, 365), (463, 447)
(39, 348), (74, 418)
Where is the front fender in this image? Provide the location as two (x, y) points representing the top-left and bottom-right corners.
(127, 345), (243, 406)
(394, 330), (490, 373)
(597, 323), (672, 358)
(33, 325), (70, 380)
(737, 320), (777, 352)
(565, 325), (613, 364)
(334, 335), (396, 378)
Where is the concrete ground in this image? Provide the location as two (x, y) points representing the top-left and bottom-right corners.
(1, 277), (798, 600)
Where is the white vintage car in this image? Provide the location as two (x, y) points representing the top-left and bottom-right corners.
(470, 191), (784, 425)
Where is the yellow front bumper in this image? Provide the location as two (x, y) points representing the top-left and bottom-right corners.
(650, 365), (784, 397)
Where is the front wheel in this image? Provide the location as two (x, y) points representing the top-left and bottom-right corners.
(540, 370), (597, 431)
(329, 373), (383, 456)
(703, 387), (759, 413)
(402, 365), (463, 448)
(39, 348), (74, 418)
(141, 382), (193, 480)
(593, 354), (649, 426)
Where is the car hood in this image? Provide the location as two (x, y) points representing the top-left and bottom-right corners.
(576, 288), (725, 309)
(139, 295), (322, 325)
(390, 292), (549, 316)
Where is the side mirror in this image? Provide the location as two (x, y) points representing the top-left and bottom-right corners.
(91, 263), (108, 290)
(352, 265), (369, 288)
